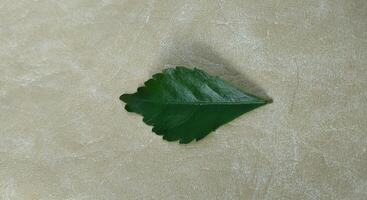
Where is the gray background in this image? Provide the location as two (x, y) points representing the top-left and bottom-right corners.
(0, 0), (366, 199)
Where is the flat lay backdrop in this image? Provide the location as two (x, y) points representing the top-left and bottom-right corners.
(0, 0), (366, 199)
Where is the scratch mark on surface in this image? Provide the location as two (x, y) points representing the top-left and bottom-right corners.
(0, 12), (30, 28)
(214, 0), (261, 49)
(289, 63), (300, 113)
(290, 130), (300, 176)
(0, 105), (44, 122)
(145, 15), (151, 23)
(2, 178), (16, 200)
(302, 140), (364, 179)
(262, 170), (274, 199)
(57, 115), (85, 128)
(250, 158), (259, 200)
(109, 0), (156, 82)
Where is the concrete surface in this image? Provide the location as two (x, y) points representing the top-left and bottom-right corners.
(0, 0), (366, 199)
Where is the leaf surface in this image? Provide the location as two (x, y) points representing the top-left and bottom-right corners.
(120, 66), (270, 144)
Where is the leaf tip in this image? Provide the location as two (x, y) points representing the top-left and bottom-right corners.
(265, 98), (273, 104)
(179, 140), (190, 144)
(119, 93), (131, 103)
(162, 135), (179, 142)
(152, 72), (164, 80)
(124, 104), (133, 112)
(175, 66), (193, 72)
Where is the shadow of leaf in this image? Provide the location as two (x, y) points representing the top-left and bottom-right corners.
(152, 40), (272, 102)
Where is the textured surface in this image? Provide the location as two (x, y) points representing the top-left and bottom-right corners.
(0, 0), (366, 199)
(121, 66), (268, 144)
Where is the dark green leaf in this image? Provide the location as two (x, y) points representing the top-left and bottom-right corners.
(120, 66), (270, 144)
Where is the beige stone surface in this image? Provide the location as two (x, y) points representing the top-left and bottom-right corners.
(1, 0), (366, 199)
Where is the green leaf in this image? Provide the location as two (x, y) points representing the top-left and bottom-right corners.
(120, 66), (270, 144)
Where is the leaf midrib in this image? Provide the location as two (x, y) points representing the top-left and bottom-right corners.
(130, 98), (266, 105)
